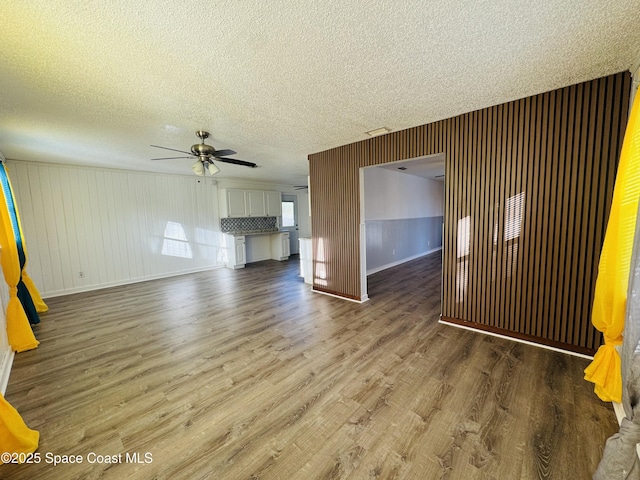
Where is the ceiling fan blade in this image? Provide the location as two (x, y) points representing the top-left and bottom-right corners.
(213, 149), (236, 157)
(215, 157), (257, 168)
(151, 156), (193, 160)
(150, 145), (193, 155)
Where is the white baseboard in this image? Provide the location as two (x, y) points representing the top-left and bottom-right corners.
(41, 265), (224, 299)
(366, 247), (442, 276)
(0, 349), (15, 395)
(438, 318), (594, 360)
(312, 288), (369, 303)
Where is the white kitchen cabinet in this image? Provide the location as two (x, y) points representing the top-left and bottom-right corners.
(219, 189), (248, 218)
(224, 234), (246, 269)
(219, 189), (281, 218)
(246, 190), (266, 216)
(265, 191), (282, 216)
(271, 232), (290, 261)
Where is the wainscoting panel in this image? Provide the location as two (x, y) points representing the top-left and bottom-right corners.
(309, 71), (631, 353)
(365, 216), (443, 274)
(7, 161), (223, 297)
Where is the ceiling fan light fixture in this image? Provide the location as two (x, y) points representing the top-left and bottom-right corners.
(192, 161), (205, 176)
(151, 130), (257, 171)
(208, 162), (220, 175)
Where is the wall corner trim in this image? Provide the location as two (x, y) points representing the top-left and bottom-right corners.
(0, 350), (15, 395)
(312, 286), (367, 303)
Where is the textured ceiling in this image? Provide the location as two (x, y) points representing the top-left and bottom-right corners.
(378, 153), (445, 181)
(1, 1), (639, 186)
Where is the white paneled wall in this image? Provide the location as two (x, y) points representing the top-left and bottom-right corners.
(7, 161), (224, 297)
(0, 280), (12, 394)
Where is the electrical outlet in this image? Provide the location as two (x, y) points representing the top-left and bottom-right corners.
(392, 249), (395, 255)
(79, 271), (85, 278)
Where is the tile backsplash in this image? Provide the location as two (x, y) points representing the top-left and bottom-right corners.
(221, 216), (278, 233)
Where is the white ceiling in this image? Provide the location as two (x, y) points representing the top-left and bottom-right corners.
(378, 153), (445, 181)
(1, 1), (639, 186)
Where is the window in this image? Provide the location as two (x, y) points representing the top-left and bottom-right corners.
(281, 201), (295, 227)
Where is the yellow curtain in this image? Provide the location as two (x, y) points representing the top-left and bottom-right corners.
(2, 166), (47, 314)
(0, 174), (39, 353)
(0, 162), (40, 459)
(584, 89), (640, 402)
(0, 393), (39, 462)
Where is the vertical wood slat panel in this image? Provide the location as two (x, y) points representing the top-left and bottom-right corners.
(532, 93), (546, 339)
(476, 108), (488, 328)
(459, 114), (467, 320)
(495, 103), (507, 331)
(580, 83), (595, 345)
(544, 90), (558, 341)
(308, 72), (630, 353)
(590, 79), (605, 347)
(506, 100), (517, 329)
(551, 90), (565, 343)
(459, 114), (468, 320)
(559, 85), (576, 344)
(569, 83), (586, 346)
(511, 99), (523, 334)
(471, 109), (482, 328)
(486, 106), (498, 328)
(471, 110), (481, 326)
(443, 119), (453, 315)
(518, 98), (529, 333)
(459, 113), (469, 320)
(504, 101), (515, 331)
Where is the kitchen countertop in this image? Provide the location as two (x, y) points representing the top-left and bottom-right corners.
(224, 230), (281, 236)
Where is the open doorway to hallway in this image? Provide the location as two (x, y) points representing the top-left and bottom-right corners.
(359, 153), (445, 300)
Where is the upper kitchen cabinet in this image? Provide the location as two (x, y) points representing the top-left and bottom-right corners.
(219, 188), (282, 218)
(219, 189), (248, 217)
(246, 190), (266, 216)
(265, 191), (282, 216)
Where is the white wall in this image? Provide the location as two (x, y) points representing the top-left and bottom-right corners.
(296, 190), (311, 238)
(7, 160), (224, 297)
(363, 167), (443, 220)
(245, 235), (273, 263)
(0, 260), (12, 394)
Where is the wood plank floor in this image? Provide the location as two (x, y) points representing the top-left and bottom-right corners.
(3, 253), (616, 479)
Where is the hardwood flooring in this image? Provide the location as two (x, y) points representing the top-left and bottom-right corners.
(3, 253), (617, 479)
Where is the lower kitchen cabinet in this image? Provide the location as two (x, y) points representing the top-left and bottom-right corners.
(271, 232), (290, 261)
(224, 234), (246, 269)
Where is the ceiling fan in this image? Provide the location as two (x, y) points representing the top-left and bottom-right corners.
(151, 130), (257, 176)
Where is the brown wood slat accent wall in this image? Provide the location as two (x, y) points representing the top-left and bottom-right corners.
(309, 71), (630, 353)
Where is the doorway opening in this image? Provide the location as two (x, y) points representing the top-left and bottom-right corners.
(359, 153), (445, 301)
(281, 194), (299, 255)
